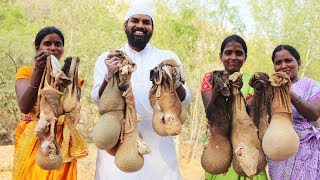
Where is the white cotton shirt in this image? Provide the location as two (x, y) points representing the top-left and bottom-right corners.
(91, 43), (191, 180)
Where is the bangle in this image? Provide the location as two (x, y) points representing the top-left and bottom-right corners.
(34, 66), (44, 72)
(28, 80), (38, 89)
(292, 95), (302, 104)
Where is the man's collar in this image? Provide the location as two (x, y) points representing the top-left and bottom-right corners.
(125, 43), (151, 54)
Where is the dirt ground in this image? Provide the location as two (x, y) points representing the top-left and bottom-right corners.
(0, 143), (204, 180)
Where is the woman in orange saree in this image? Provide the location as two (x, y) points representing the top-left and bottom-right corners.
(13, 26), (87, 180)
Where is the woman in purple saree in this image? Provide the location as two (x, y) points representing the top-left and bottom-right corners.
(268, 44), (320, 180)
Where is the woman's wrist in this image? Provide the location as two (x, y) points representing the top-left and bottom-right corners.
(34, 65), (44, 72)
(28, 80), (38, 89)
(292, 95), (302, 104)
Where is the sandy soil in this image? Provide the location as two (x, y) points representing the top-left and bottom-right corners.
(0, 143), (204, 180)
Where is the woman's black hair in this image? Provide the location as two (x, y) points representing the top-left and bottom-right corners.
(34, 26), (64, 48)
(271, 44), (301, 63)
(220, 34), (247, 55)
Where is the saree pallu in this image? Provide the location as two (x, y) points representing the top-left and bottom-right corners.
(13, 116), (77, 180)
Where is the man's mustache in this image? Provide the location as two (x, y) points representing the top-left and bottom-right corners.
(133, 28), (147, 34)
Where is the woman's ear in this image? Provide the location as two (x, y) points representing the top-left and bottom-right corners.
(219, 53), (222, 61)
(298, 60), (302, 68)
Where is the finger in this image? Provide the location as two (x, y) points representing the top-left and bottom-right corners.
(106, 60), (117, 67)
(108, 56), (117, 62)
(36, 50), (49, 57)
(107, 53), (115, 59)
(233, 84), (240, 89)
(105, 59), (111, 65)
(104, 58), (110, 66)
(35, 50), (45, 57)
(105, 56), (115, 63)
(34, 52), (43, 62)
(223, 71), (229, 78)
(112, 57), (122, 63)
(110, 59), (118, 65)
(115, 60), (123, 66)
(110, 60), (122, 68)
(116, 59), (122, 64)
(36, 52), (50, 62)
(107, 62), (118, 71)
(39, 53), (49, 60)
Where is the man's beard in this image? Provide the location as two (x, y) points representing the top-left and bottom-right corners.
(125, 27), (153, 50)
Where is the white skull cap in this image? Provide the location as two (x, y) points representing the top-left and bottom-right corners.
(125, 5), (154, 21)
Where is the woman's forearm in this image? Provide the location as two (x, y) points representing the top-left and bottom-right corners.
(291, 91), (320, 121)
(202, 91), (219, 120)
(16, 68), (44, 113)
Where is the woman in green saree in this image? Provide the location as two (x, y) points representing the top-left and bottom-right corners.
(200, 34), (268, 180)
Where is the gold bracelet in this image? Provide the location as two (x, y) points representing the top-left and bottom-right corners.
(28, 80), (38, 89)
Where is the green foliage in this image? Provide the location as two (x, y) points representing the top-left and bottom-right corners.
(0, 1), (31, 145)
(249, 0), (320, 81)
(0, 0), (249, 145)
(0, 1), (27, 31)
(3, 0), (318, 147)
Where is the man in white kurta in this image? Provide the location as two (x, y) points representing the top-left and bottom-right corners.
(91, 5), (191, 180)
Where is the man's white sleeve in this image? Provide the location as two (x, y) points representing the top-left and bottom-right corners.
(170, 51), (191, 106)
(91, 52), (109, 104)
